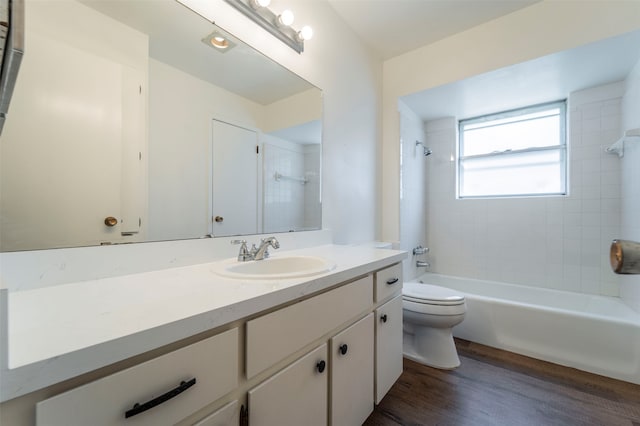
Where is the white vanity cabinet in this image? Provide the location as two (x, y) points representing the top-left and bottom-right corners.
(245, 264), (402, 425)
(35, 328), (239, 426)
(3, 257), (406, 426)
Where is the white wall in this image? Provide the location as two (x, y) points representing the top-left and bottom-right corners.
(382, 1), (640, 243)
(181, 0), (381, 244)
(398, 102), (429, 280)
(620, 59), (640, 311)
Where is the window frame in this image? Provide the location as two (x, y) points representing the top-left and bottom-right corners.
(457, 100), (567, 199)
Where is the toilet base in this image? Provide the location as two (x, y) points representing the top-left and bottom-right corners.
(403, 327), (461, 369)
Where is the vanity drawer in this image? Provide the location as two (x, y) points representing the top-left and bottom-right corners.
(375, 263), (403, 302)
(246, 276), (373, 378)
(36, 328), (239, 426)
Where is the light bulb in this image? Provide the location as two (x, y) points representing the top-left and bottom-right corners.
(298, 25), (313, 41)
(278, 9), (294, 26)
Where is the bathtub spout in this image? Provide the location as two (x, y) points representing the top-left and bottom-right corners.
(416, 260), (430, 268)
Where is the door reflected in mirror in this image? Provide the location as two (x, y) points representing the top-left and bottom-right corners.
(0, 0), (322, 252)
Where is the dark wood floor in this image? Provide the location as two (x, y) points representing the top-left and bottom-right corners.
(365, 339), (640, 426)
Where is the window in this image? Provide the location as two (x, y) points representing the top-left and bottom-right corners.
(458, 101), (567, 198)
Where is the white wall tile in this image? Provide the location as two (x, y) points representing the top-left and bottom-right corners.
(404, 83), (624, 297)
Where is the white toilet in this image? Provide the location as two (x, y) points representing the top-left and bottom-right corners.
(402, 282), (467, 369)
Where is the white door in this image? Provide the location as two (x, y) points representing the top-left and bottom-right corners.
(0, 34), (144, 250)
(331, 313), (375, 426)
(248, 344), (328, 426)
(211, 120), (258, 237)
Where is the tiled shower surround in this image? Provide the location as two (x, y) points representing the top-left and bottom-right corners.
(402, 82), (631, 298)
(262, 138), (320, 233)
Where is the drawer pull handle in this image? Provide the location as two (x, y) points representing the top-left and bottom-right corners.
(124, 378), (196, 419)
(381, 314), (388, 323)
(339, 344), (348, 356)
(386, 277), (399, 285)
(316, 360), (326, 374)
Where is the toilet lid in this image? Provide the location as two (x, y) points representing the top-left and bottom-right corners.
(403, 282), (465, 306)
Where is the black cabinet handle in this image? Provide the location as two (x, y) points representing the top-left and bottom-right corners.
(339, 344), (348, 356)
(381, 314), (388, 323)
(124, 378), (196, 419)
(316, 360), (326, 373)
(386, 277), (399, 285)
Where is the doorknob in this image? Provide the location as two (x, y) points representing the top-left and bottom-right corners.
(104, 216), (118, 227)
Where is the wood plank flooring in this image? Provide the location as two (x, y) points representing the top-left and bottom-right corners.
(364, 339), (640, 426)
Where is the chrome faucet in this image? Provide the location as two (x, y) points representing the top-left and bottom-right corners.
(231, 236), (280, 261)
(253, 236), (280, 260)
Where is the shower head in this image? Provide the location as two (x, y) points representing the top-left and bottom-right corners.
(416, 141), (432, 157)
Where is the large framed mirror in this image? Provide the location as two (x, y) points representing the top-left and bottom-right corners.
(0, 0), (322, 252)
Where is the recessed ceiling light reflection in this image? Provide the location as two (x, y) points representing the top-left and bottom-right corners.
(202, 32), (236, 53)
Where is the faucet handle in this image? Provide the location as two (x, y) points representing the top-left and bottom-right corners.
(231, 240), (252, 261)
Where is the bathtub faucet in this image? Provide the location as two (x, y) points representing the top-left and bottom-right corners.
(416, 260), (430, 268)
(413, 245), (429, 255)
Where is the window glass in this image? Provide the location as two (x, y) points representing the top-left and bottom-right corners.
(458, 101), (566, 198)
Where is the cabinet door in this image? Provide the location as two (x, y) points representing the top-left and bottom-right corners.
(375, 294), (403, 404)
(330, 313), (374, 426)
(248, 344), (328, 426)
(192, 400), (238, 426)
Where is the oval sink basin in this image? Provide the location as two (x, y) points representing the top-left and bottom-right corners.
(217, 256), (335, 280)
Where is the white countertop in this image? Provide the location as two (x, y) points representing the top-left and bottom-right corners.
(1, 244), (405, 402)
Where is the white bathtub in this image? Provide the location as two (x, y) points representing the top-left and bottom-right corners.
(412, 273), (640, 385)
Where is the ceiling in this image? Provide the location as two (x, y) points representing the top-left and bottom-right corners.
(327, 0), (640, 123)
(327, 0), (540, 60)
(81, 0), (315, 105)
(400, 29), (640, 121)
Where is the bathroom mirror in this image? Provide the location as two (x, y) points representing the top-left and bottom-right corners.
(0, 0), (322, 252)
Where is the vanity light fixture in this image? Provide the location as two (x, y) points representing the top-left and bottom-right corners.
(224, 0), (312, 53)
(251, 0), (271, 7)
(202, 31), (236, 53)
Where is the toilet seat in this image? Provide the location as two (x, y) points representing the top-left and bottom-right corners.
(402, 283), (466, 315)
(403, 283), (465, 305)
